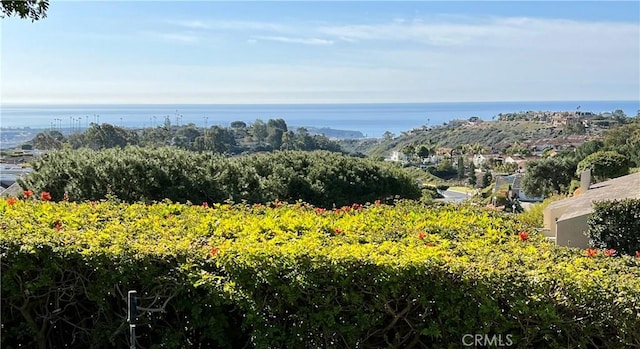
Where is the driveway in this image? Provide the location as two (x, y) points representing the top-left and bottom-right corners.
(436, 189), (473, 203)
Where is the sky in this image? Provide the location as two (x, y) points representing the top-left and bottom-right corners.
(1, 1), (639, 104)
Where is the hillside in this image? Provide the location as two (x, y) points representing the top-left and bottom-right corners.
(362, 120), (590, 158)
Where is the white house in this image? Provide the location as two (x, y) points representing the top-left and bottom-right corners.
(386, 151), (408, 163)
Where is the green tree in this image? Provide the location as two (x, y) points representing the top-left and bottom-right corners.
(252, 119), (268, 142)
(173, 124), (201, 149)
(603, 123), (640, 167)
(481, 170), (492, 188)
(468, 162), (477, 187)
(195, 126), (236, 153)
(230, 121), (247, 129)
(574, 139), (604, 161)
(1, 0), (48, 21)
(416, 145), (431, 160)
(576, 151), (629, 182)
(613, 109), (627, 124)
(267, 118), (288, 132)
(32, 132), (62, 150)
(522, 157), (576, 197)
(83, 123), (137, 149)
(457, 156), (465, 180)
(267, 128), (284, 149)
(401, 144), (415, 161)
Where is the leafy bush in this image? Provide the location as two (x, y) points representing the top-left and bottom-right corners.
(19, 147), (421, 208)
(587, 198), (640, 255)
(576, 151), (629, 182)
(2, 198), (640, 348)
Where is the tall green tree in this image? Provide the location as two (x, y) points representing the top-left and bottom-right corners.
(522, 157), (576, 197)
(481, 170), (492, 188)
(457, 156), (465, 180)
(468, 162), (477, 187)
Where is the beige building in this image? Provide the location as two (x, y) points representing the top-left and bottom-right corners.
(543, 171), (640, 248)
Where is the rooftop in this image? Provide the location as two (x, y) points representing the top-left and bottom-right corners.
(551, 172), (640, 221)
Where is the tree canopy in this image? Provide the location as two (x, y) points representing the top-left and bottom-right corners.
(522, 157), (576, 197)
(576, 151), (629, 182)
(1, 0), (48, 21)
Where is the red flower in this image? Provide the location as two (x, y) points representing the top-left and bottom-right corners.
(7, 197), (17, 205)
(636, 251), (640, 259)
(586, 248), (598, 257)
(374, 200), (381, 206)
(333, 228), (343, 235)
(352, 203), (363, 210)
(210, 247), (220, 256)
(518, 231), (529, 241)
(23, 190), (33, 198)
(315, 208), (326, 215)
(418, 232), (426, 240)
(342, 206), (352, 213)
(333, 208), (342, 214)
(40, 192), (52, 201)
(54, 220), (63, 231)
(202, 202), (209, 208)
(604, 249), (616, 257)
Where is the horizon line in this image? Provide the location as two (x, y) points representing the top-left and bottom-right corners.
(3, 99), (638, 107)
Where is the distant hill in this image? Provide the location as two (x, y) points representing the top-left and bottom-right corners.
(304, 127), (364, 139)
(361, 119), (587, 158)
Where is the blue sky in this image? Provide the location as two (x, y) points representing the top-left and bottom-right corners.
(1, 1), (639, 104)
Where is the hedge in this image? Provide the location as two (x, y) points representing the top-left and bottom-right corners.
(587, 198), (640, 256)
(18, 147), (421, 208)
(2, 198), (640, 348)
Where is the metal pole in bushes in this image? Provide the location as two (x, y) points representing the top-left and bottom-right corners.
(128, 290), (138, 349)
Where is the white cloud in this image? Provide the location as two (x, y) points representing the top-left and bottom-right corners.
(145, 31), (200, 43)
(317, 16), (639, 52)
(3, 15), (638, 104)
(169, 19), (290, 33)
(252, 35), (334, 45)
(169, 20), (210, 29)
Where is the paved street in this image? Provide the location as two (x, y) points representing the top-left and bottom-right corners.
(437, 189), (473, 203)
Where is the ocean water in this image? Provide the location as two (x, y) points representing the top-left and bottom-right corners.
(1, 101), (638, 138)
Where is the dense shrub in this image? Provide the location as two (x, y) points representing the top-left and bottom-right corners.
(2, 198), (640, 348)
(19, 147), (421, 208)
(576, 151), (629, 182)
(587, 198), (640, 255)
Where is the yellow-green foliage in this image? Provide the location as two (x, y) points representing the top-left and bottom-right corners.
(2, 197), (640, 348)
(516, 194), (565, 230)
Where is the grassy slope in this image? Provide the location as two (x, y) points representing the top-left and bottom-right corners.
(363, 120), (562, 158)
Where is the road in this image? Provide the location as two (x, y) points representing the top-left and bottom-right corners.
(436, 189), (473, 203)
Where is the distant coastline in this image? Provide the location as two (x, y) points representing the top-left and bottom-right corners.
(2, 100), (638, 139)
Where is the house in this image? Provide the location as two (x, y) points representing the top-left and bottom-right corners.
(511, 175), (543, 202)
(473, 154), (488, 167)
(495, 174), (544, 202)
(385, 151), (408, 163)
(543, 171), (640, 248)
